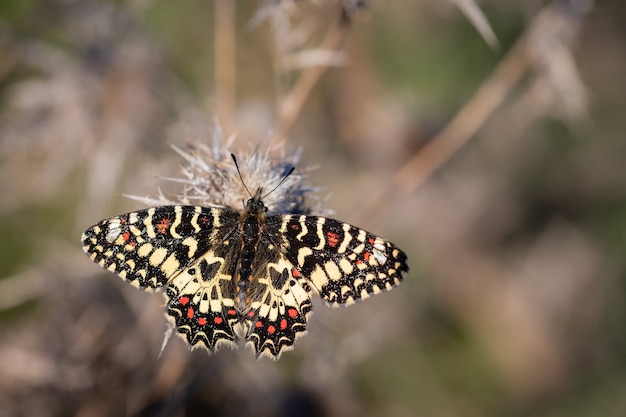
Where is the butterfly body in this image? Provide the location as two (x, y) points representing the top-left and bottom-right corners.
(234, 189), (267, 313)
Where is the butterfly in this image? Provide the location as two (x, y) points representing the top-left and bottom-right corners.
(81, 160), (408, 359)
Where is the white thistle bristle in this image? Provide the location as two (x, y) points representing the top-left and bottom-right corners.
(128, 135), (328, 216)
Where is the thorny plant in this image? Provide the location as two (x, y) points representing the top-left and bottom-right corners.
(127, 129), (330, 217)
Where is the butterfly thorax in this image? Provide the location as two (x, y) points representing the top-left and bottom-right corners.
(235, 188), (267, 312)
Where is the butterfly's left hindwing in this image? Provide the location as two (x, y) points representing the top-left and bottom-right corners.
(81, 206), (227, 290)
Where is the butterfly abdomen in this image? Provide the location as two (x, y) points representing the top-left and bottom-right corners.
(235, 210), (264, 311)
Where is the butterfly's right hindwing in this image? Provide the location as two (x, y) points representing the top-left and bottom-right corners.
(81, 206), (227, 290)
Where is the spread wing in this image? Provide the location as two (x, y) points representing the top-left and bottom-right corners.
(82, 205), (245, 350)
(242, 247), (313, 359)
(81, 205), (231, 290)
(266, 214), (409, 306)
(165, 254), (240, 351)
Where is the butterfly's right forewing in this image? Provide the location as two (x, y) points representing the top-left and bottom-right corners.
(81, 205), (226, 290)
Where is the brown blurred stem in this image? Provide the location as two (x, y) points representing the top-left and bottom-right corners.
(270, 13), (351, 145)
(215, 0), (236, 132)
(394, 35), (530, 193)
(353, 7), (567, 225)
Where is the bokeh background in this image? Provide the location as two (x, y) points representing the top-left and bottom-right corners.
(1, 0), (626, 416)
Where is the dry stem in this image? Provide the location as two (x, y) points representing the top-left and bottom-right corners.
(215, 0), (237, 131)
(270, 12), (351, 146)
(353, 4), (579, 225)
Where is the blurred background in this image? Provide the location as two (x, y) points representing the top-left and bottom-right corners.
(1, 0), (626, 416)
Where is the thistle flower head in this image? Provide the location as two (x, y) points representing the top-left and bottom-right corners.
(128, 131), (327, 216)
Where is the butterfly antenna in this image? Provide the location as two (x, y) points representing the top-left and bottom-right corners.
(231, 154), (254, 198)
(262, 166), (295, 199)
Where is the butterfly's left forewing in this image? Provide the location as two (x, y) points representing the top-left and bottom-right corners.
(267, 214), (409, 306)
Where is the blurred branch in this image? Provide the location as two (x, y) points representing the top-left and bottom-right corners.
(450, 0), (500, 50)
(215, 0), (237, 132)
(354, 3), (590, 225)
(0, 42), (18, 82)
(270, 12), (351, 146)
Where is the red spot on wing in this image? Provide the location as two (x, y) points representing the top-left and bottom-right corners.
(364, 252), (371, 262)
(198, 317), (207, 326)
(255, 320), (263, 328)
(327, 232), (340, 247)
(227, 309), (237, 316)
(155, 218), (172, 234)
(292, 269), (300, 278)
(122, 230), (137, 247)
(280, 318), (288, 330)
(213, 316), (223, 325)
(186, 307), (194, 319)
(368, 238), (375, 244)
(179, 296), (190, 306)
(248, 311), (256, 318)
(356, 259), (363, 265)
(267, 325), (276, 335)
(120, 218), (127, 225)
(287, 308), (298, 318)
(290, 224), (299, 230)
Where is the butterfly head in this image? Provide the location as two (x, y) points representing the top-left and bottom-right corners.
(243, 187), (268, 216)
(231, 153), (295, 218)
